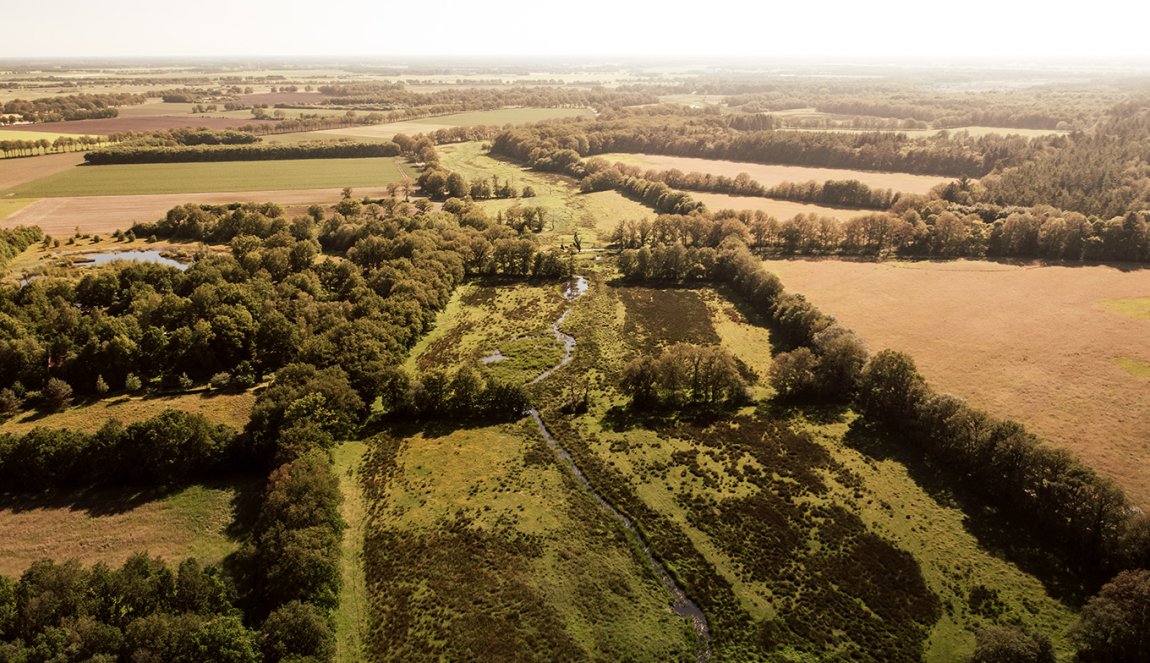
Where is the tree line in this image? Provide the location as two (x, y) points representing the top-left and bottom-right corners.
(83, 141), (400, 164)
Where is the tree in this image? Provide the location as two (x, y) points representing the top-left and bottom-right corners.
(1071, 569), (1150, 661)
(259, 601), (336, 662)
(769, 347), (819, 399)
(42, 378), (73, 412)
(855, 350), (927, 429)
(971, 625), (1054, 663)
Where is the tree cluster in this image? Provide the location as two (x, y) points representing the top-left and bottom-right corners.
(0, 93), (144, 124)
(619, 343), (749, 409)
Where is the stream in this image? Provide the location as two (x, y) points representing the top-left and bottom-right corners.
(528, 275), (712, 661)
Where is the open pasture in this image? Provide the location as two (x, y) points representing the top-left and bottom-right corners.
(599, 152), (950, 195)
(0, 481), (247, 577)
(1, 156), (404, 198)
(764, 258), (1150, 507)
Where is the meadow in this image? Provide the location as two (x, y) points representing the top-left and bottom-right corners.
(0, 156), (405, 197)
(0, 481), (248, 577)
(689, 191), (865, 219)
(764, 258), (1150, 507)
(316, 107), (594, 141)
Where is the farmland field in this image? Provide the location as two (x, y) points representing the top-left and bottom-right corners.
(598, 152), (951, 194)
(0, 186), (395, 236)
(1, 156), (405, 197)
(0, 152), (86, 189)
(0, 481), (248, 577)
(763, 258), (1150, 507)
(316, 107), (594, 141)
(0, 115), (279, 135)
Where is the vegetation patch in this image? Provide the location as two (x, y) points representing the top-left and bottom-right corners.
(1115, 356), (1150, 377)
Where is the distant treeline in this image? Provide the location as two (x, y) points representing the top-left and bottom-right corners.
(314, 84), (653, 112)
(489, 110), (1040, 178)
(0, 93), (145, 124)
(0, 135), (106, 158)
(84, 141), (400, 164)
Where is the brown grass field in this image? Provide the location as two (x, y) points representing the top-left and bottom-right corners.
(0, 153), (87, 190)
(693, 191), (866, 220)
(1, 116), (279, 136)
(764, 258), (1150, 506)
(0, 186), (393, 236)
(0, 481), (246, 577)
(0, 389), (256, 435)
(599, 152), (951, 195)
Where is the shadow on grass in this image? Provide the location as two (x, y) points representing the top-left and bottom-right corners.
(842, 420), (1096, 605)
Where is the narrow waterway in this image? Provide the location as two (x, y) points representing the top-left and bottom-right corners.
(528, 276), (712, 661)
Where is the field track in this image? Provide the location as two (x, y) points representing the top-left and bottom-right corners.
(1, 187), (392, 236)
(766, 258), (1150, 507)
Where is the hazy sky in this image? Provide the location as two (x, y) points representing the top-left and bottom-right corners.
(2, 0), (1149, 59)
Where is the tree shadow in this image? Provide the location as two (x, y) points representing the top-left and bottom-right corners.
(842, 421), (1096, 605)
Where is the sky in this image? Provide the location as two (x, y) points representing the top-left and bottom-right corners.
(2, 0), (1149, 60)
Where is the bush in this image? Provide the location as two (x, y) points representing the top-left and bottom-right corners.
(41, 378), (73, 412)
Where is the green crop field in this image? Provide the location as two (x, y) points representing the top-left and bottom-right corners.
(0, 129), (94, 142)
(1, 157), (406, 197)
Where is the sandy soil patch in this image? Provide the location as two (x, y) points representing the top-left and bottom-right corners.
(601, 153), (950, 195)
(765, 258), (1150, 506)
(1, 186), (391, 236)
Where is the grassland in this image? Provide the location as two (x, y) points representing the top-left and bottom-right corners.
(0, 481), (247, 577)
(436, 141), (651, 247)
(0, 198), (32, 222)
(764, 258), (1150, 507)
(0, 389), (257, 434)
(1, 157), (405, 198)
(0, 129), (100, 142)
(598, 152), (950, 195)
(334, 442), (370, 663)
(691, 191), (866, 220)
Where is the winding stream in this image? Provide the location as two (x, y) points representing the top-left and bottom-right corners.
(528, 275), (712, 661)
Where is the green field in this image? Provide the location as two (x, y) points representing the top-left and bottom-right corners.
(0, 129), (96, 142)
(436, 141), (650, 248)
(1, 157), (405, 197)
(0, 197), (33, 221)
(1105, 296), (1150, 320)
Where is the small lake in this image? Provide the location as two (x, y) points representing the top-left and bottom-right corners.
(78, 251), (189, 271)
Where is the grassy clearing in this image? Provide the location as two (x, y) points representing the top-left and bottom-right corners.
(0, 389), (256, 435)
(1116, 356), (1150, 377)
(765, 258), (1150, 507)
(1105, 296), (1150, 320)
(334, 442), (369, 663)
(0, 481), (249, 577)
(437, 141), (651, 248)
(360, 421), (695, 661)
(405, 280), (569, 386)
(2, 157), (405, 198)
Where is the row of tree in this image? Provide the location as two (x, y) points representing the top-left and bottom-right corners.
(0, 136), (106, 158)
(619, 343), (749, 408)
(84, 140), (399, 164)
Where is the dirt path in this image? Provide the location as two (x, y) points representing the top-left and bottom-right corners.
(1, 187), (392, 235)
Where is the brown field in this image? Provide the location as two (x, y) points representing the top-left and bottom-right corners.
(0, 481), (247, 577)
(1, 116), (278, 136)
(693, 191), (866, 220)
(599, 152), (951, 194)
(765, 258), (1150, 506)
(0, 153), (86, 190)
(0, 186), (392, 236)
(238, 91), (329, 105)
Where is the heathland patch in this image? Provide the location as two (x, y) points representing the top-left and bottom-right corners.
(764, 258), (1150, 507)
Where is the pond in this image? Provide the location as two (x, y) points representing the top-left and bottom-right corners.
(78, 250), (189, 271)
